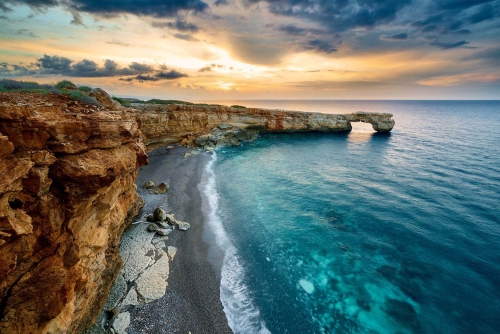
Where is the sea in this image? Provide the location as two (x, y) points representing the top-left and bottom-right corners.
(198, 100), (500, 334)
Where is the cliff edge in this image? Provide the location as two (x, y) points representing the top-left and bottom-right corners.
(0, 90), (148, 333)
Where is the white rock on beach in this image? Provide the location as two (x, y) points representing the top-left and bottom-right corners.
(120, 226), (155, 282)
(121, 288), (139, 306)
(156, 228), (172, 236)
(112, 312), (130, 334)
(167, 246), (177, 260)
(135, 249), (170, 303)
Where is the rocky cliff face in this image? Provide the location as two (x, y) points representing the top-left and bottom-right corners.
(134, 104), (395, 149)
(0, 91), (148, 333)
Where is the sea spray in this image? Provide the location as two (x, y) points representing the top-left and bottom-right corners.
(203, 152), (271, 334)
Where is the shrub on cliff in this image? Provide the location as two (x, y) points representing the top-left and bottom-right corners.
(113, 96), (131, 107)
(55, 80), (77, 90)
(64, 90), (99, 105)
(231, 105), (247, 108)
(0, 78), (53, 92)
(78, 85), (92, 93)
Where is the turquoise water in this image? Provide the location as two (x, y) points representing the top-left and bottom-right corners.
(205, 101), (500, 334)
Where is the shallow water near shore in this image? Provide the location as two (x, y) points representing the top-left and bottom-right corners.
(207, 101), (500, 333)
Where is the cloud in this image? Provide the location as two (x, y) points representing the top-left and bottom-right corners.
(173, 33), (199, 41)
(15, 29), (38, 37)
(70, 11), (86, 27)
(383, 32), (408, 40)
(107, 40), (130, 46)
(278, 24), (325, 36)
(437, 0), (495, 11)
(214, 0), (228, 5)
(152, 19), (200, 32)
(1, 0), (58, 12)
(463, 46), (500, 61)
(156, 70), (188, 79)
(134, 70), (188, 82)
(67, 0), (208, 18)
(37, 54), (72, 71)
(467, 4), (495, 24)
(303, 39), (337, 54)
(198, 66), (211, 72)
(428, 40), (471, 49)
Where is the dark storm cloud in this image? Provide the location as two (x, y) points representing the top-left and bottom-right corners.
(303, 39), (337, 54)
(466, 4), (496, 23)
(156, 70), (188, 79)
(152, 19), (200, 32)
(1, 0), (208, 18)
(428, 40), (471, 49)
(383, 32), (408, 40)
(68, 0), (208, 18)
(278, 24), (325, 36)
(250, 0), (413, 33)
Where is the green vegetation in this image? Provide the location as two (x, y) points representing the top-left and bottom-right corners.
(0, 78), (53, 92)
(48, 88), (63, 96)
(78, 85), (92, 93)
(230, 105), (247, 108)
(55, 80), (77, 89)
(145, 98), (195, 105)
(112, 96), (131, 107)
(62, 89), (99, 105)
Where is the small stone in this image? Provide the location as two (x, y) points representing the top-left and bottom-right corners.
(157, 221), (169, 228)
(156, 228), (172, 236)
(151, 182), (169, 194)
(146, 214), (155, 222)
(112, 312), (130, 334)
(175, 220), (190, 231)
(165, 213), (176, 224)
(167, 146), (174, 149)
(154, 207), (167, 221)
(144, 181), (155, 189)
(147, 224), (158, 232)
(167, 246), (177, 260)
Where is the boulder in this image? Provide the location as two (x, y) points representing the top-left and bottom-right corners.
(146, 214), (155, 222)
(89, 88), (122, 109)
(144, 180), (155, 189)
(147, 224), (158, 232)
(156, 228), (172, 236)
(150, 182), (169, 194)
(154, 207), (167, 221)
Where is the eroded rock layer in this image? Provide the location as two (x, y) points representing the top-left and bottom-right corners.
(134, 104), (395, 149)
(0, 92), (148, 333)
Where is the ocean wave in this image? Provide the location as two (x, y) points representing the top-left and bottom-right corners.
(203, 152), (271, 334)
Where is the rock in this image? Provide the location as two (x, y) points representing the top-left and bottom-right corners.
(147, 224), (158, 232)
(167, 246), (177, 260)
(120, 225), (156, 282)
(89, 88), (123, 109)
(167, 145), (174, 149)
(121, 288), (139, 306)
(104, 274), (127, 309)
(156, 228), (172, 236)
(218, 123), (233, 130)
(0, 90), (147, 333)
(166, 214), (190, 231)
(176, 220), (190, 231)
(157, 221), (170, 228)
(150, 182), (169, 194)
(146, 214), (155, 222)
(144, 180), (155, 189)
(112, 312), (130, 334)
(135, 249), (170, 303)
(154, 207), (167, 221)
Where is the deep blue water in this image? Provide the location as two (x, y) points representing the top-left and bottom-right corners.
(203, 101), (500, 334)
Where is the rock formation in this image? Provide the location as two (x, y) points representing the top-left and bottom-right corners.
(134, 103), (395, 149)
(0, 91), (147, 333)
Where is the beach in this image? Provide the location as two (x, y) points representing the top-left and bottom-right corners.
(120, 145), (232, 334)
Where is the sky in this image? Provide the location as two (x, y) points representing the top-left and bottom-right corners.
(0, 0), (499, 100)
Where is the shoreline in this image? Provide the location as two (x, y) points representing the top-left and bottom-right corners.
(128, 145), (232, 334)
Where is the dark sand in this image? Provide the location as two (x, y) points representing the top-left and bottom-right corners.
(127, 145), (232, 334)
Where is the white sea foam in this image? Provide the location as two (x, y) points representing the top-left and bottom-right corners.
(203, 152), (271, 334)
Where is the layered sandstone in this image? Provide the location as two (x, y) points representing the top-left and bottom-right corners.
(134, 104), (395, 149)
(0, 91), (147, 333)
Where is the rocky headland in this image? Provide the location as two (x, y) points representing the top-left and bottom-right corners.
(0, 87), (394, 333)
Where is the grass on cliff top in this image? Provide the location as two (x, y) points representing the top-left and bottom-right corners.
(112, 96), (225, 107)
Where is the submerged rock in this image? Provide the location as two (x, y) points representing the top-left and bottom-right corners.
(154, 207), (167, 221)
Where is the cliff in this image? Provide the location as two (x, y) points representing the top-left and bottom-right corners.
(134, 104), (395, 149)
(0, 90), (148, 333)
